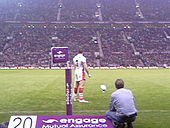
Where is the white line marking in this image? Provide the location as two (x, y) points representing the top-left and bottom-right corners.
(0, 110), (170, 114)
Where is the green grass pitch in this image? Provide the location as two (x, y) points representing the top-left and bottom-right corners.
(0, 69), (170, 128)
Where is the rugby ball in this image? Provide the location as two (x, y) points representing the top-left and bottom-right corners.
(100, 85), (107, 92)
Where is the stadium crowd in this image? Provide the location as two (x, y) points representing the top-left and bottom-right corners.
(0, 24), (170, 67)
(126, 27), (170, 66)
(1, 0), (170, 21)
(138, 0), (170, 21)
(0, 0), (170, 68)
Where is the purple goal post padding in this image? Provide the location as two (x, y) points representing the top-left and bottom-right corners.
(66, 69), (73, 115)
(51, 47), (73, 115)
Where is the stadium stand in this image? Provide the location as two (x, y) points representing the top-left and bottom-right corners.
(60, 0), (99, 21)
(0, 0), (170, 67)
(0, 24), (169, 67)
(125, 27), (170, 66)
(137, 0), (170, 21)
(1, 0), (170, 21)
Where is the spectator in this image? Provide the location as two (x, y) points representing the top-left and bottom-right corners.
(106, 79), (138, 128)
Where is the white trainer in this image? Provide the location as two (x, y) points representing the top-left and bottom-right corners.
(73, 97), (78, 102)
(73, 94), (78, 102)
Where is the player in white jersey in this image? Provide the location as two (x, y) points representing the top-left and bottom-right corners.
(73, 49), (91, 103)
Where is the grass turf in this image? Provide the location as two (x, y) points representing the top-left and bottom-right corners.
(0, 69), (170, 128)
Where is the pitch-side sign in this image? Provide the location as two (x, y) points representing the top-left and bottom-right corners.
(51, 47), (69, 63)
(8, 115), (115, 128)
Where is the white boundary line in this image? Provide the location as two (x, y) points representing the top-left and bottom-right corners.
(0, 110), (170, 114)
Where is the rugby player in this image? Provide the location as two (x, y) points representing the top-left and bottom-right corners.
(73, 49), (91, 103)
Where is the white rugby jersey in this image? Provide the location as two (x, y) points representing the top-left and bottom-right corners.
(73, 54), (86, 70)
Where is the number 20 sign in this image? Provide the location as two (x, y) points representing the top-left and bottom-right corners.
(8, 116), (37, 128)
